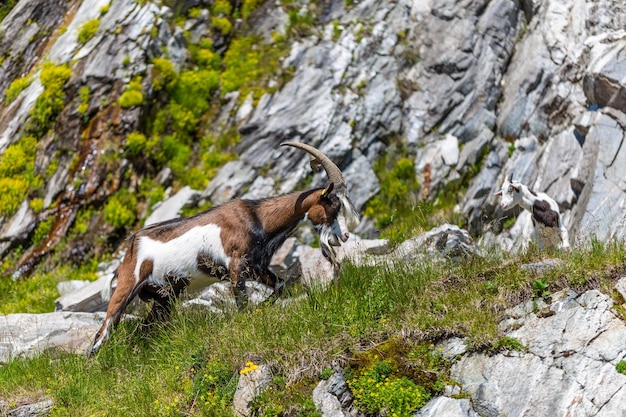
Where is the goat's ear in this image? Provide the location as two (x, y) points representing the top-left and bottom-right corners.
(321, 182), (334, 198)
(495, 190), (502, 197)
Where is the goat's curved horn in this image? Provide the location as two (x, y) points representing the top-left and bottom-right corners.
(281, 142), (347, 195)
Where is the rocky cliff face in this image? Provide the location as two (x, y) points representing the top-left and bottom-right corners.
(2, 0), (626, 277)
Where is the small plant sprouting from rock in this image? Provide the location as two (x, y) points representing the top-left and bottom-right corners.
(4, 75), (33, 104)
(532, 277), (551, 299)
(119, 77), (144, 108)
(77, 86), (90, 117)
(490, 336), (526, 353)
(319, 368), (334, 380)
(616, 360), (626, 375)
(77, 18), (100, 45)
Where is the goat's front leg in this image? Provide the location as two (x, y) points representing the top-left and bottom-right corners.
(91, 265), (142, 354)
(533, 227), (545, 250)
(559, 223), (570, 249)
(229, 261), (248, 307)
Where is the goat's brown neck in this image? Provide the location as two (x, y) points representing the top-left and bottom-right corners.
(256, 189), (322, 234)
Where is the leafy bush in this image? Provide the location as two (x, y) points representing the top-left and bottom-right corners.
(532, 277), (551, 299)
(29, 198), (45, 213)
(119, 77), (144, 108)
(4, 75), (33, 104)
(211, 16), (232, 35)
(347, 360), (430, 416)
(212, 0), (233, 15)
(0, 177), (30, 216)
(77, 85), (90, 115)
(151, 58), (178, 92)
(77, 18), (100, 45)
(0, 136), (40, 217)
(124, 131), (148, 157)
(241, 0), (265, 19)
(103, 190), (137, 229)
(221, 36), (262, 94)
(190, 41), (221, 70)
(99, 3), (110, 15)
(28, 62), (72, 137)
(616, 360), (626, 375)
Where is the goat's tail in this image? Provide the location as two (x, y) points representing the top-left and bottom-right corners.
(100, 270), (118, 302)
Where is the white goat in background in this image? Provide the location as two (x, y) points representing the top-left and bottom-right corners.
(496, 176), (570, 250)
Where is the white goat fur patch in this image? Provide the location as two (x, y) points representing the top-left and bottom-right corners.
(135, 224), (231, 285)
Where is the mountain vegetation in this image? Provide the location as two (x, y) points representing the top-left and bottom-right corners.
(2, 240), (625, 416)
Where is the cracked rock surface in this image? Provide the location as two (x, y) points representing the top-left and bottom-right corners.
(449, 279), (626, 417)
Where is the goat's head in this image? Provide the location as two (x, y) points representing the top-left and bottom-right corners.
(495, 174), (524, 211)
(282, 142), (360, 265)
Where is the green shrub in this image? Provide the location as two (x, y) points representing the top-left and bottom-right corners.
(77, 18), (100, 45)
(4, 75), (33, 104)
(77, 85), (90, 115)
(71, 207), (93, 236)
(119, 77), (144, 108)
(286, 8), (315, 37)
(532, 277), (551, 299)
(151, 58), (177, 92)
(190, 40), (221, 70)
(0, 177), (30, 216)
(29, 198), (45, 213)
(491, 336), (525, 353)
(347, 360), (430, 416)
(28, 62), (72, 137)
(0, 135), (40, 217)
(119, 90), (143, 108)
(221, 37), (262, 94)
(103, 190), (137, 229)
(616, 360), (626, 375)
(212, 0), (233, 15)
(170, 70), (218, 115)
(211, 16), (232, 35)
(124, 131), (148, 157)
(99, 3), (110, 15)
(31, 217), (54, 247)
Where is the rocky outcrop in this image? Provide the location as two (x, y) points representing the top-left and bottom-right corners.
(449, 283), (626, 417)
(0, 311), (105, 363)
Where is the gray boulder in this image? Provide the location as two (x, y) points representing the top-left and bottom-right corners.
(0, 312), (104, 364)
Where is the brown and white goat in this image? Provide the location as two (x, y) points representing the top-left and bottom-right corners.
(91, 142), (360, 353)
(496, 176), (570, 250)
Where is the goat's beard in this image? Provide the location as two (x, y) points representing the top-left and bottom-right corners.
(318, 225), (341, 267)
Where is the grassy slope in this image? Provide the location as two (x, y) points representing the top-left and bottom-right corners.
(0, 239), (624, 416)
